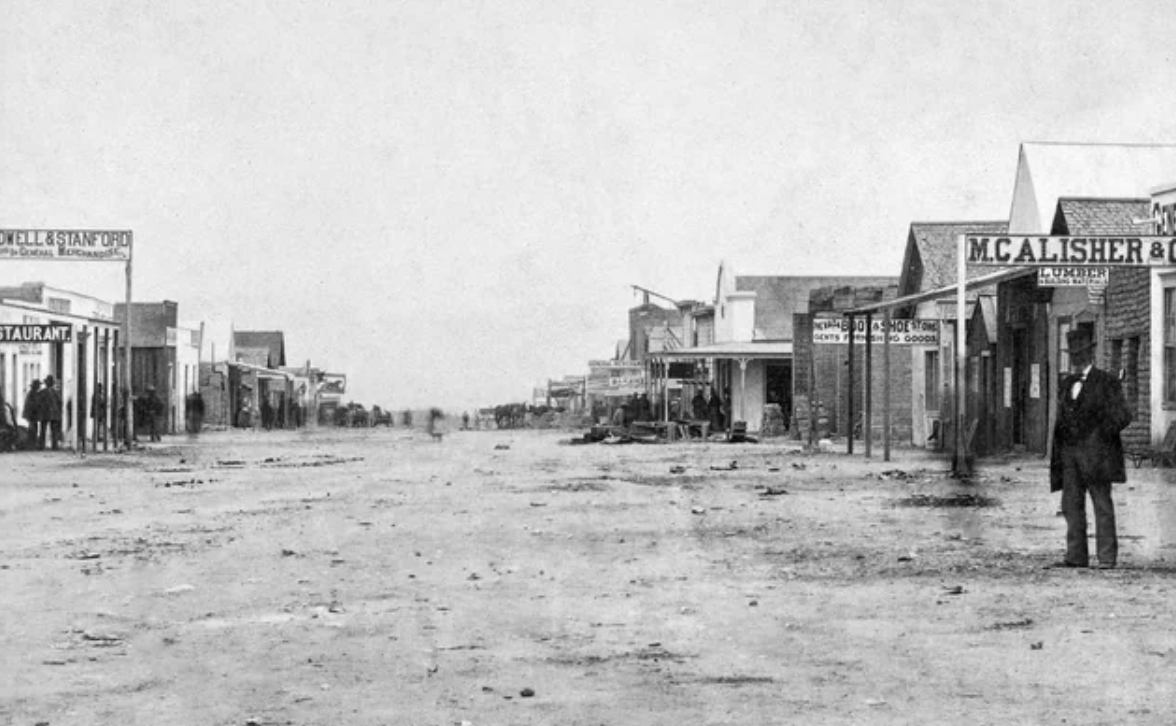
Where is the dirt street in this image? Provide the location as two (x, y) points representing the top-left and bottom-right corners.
(2, 428), (1175, 725)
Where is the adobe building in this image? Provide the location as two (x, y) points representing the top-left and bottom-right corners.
(114, 301), (202, 436)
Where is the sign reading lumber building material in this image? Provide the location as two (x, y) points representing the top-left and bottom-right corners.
(0, 229), (133, 261)
(813, 318), (939, 345)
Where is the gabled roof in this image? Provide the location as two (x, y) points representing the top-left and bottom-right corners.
(1050, 197), (1152, 235)
(232, 331), (286, 368)
(1010, 142), (1176, 233)
(898, 221), (1009, 298)
(734, 276), (897, 341)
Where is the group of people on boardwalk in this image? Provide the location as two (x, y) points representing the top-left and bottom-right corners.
(20, 375), (64, 450)
(13, 379), (174, 451)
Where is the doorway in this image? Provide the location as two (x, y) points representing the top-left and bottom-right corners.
(765, 362), (792, 431)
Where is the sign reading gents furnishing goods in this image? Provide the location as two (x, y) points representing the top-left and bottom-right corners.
(0, 229), (133, 261)
(964, 235), (1176, 266)
(813, 319), (939, 345)
(0, 324), (72, 343)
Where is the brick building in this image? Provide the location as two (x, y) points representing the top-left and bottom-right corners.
(792, 284), (911, 445)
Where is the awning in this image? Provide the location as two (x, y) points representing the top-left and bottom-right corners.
(231, 361), (296, 382)
(652, 341), (793, 359)
(843, 267), (1036, 316)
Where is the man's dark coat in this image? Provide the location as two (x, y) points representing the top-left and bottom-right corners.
(1050, 366), (1133, 492)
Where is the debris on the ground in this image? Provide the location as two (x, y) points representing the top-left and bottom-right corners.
(1030, 641), (1044, 650)
(70, 551), (101, 560)
(758, 487), (789, 497)
(989, 618), (1034, 631)
(710, 461), (738, 471)
(790, 462), (806, 470)
(942, 585), (965, 595)
(162, 584), (195, 595)
(494, 444), (511, 450)
(520, 687), (536, 697)
(691, 506), (707, 515)
(669, 465), (687, 474)
(897, 554), (915, 562)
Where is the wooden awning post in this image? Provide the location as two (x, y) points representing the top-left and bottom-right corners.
(846, 313), (855, 455)
(883, 307), (892, 462)
(865, 312), (873, 458)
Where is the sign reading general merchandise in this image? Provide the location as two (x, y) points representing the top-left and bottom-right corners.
(964, 235), (1176, 267)
(0, 229), (133, 261)
(0, 323), (72, 343)
(587, 360), (645, 396)
(813, 318), (939, 345)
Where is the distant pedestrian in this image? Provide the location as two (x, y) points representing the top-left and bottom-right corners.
(707, 386), (724, 432)
(144, 385), (163, 442)
(41, 375), (63, 450)
(1049, 329), (1133, 569)
(91, 383), (107, 443)
(692, 390), (707, 421)
(23, 380), (42, 449)
(185, 390), (205, 435)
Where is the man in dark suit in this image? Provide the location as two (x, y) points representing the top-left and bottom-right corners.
(1049, 329), (1133, 569)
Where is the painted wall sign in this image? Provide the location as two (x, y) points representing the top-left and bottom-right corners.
(588, 360), (643, 369)
(1036, 267), (1109, 286)
(813, 318), (939, 345)
(0, 229), (133, 261)
(0, 323), (72, 343)
(1030, 363), (1041, 399)
(964, 235), (1176, 267)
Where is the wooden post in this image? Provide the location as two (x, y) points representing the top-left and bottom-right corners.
(846, 313), (855, 455)
(124, 238), (134, 448)
(883, 307), (892, 462)
(865, 312), (873, 458)
(954, 233), (969, 477)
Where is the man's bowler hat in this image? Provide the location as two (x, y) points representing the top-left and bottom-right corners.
(1067, 329), (1097, 355)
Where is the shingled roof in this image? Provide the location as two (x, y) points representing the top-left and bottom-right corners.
(232, 331), (286, 368)
(897, 221), (1010, 299)
(1050, 197), (1152, 235)
(735, 276), (898, 341)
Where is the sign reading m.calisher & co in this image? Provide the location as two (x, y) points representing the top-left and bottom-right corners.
(964, 235), (1176, 266)
(0, 229), (133, 261)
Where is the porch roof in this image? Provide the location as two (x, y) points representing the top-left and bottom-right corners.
(843, 267), (1037, 316)
(652, 341), (793, 359)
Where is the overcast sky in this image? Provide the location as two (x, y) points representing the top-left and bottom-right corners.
(3, 0), (1175, 410)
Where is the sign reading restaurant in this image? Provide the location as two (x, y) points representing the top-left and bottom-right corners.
(964, 235), (1176, 266)
(0, 229), (133, 261)
(0, 324), (72, 343)
(813, 318), (939, 345)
